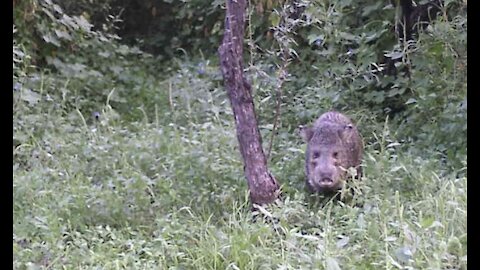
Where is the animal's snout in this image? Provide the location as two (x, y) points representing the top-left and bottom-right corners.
(320, 177), (333, 183)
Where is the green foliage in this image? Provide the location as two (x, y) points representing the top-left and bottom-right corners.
(13, 0), (466, 269)
(394, 14), (467, 168)
(245, 0), (466, 169)
(14, 0), (172, 123)
(50, 0), (115, 25)
(160, 58), (230, 126)
(106, 0), (227, 57)
(13, 103), (466, 268)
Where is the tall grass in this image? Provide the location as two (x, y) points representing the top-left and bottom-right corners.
(13, 86), (466, 268)
(13, 1), (466, 267)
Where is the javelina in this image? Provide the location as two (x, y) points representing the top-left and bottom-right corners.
(300, 111), (363, 193)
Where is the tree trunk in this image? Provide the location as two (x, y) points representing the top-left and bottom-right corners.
(395, 0), (443, 41)
(218, 0), (280, 205)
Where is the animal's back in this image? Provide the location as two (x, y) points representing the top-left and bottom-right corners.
(314, 111), (354, 127)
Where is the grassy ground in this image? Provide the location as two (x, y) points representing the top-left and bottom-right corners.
(13, 87), (466, 269)
(13, 0), (467, 267)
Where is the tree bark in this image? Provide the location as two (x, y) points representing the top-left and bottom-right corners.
(395, 0), (443, 41)
(218, 0), (280, 205)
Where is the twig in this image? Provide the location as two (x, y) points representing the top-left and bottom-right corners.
(266, 52), (289, 161)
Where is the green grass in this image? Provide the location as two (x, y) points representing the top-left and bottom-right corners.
(13, 93), (466, 269)
(13, 0), (466, 267)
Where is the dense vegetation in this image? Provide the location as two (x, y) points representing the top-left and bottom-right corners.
(14, 0), (466, 268)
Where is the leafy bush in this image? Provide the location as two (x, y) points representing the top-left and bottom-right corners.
(13, 101), (467, 268)
(394, 14), (467, 169)
(13, 0), (466, 269)
(244, 0), (466, 170)
(14, 0), (173, 123)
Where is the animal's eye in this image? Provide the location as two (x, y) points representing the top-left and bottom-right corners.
(312, 152), (320, 159)
(333, 152), (338, 158)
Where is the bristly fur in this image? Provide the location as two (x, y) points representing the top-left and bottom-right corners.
(301, 111), (363, 193)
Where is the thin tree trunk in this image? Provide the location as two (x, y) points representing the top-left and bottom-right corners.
(395, 0), (443, 41)
(218, 0), (280, 205)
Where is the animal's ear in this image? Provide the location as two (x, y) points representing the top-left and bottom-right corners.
(299, 126), (314, 142)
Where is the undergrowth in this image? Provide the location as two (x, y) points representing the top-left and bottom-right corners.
(13, 89), (467, 269)
(13, 0), (466, 269)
